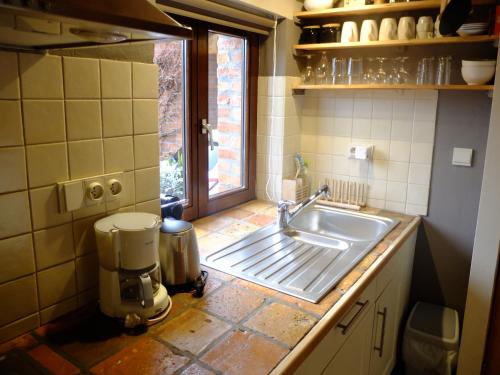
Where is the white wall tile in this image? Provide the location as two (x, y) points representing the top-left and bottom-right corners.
(352, 118), (371, 138)
(0, 101), (23, 146)
(388, 161), (409, 182)
(0, 51), (20, 99)
(23, 100), (66, 144)
(353, 98), (372, 118)
(334, 97), (353, 117)
(389, 141), (411, 162)
(407, 184), (429, 205)
(391, 120), (413, 142)
(331, 155), (349, 175)
(19, 54), (63, 99)
(37, 261), (76, 308)
(30, 186), (72, 230)
(385, 201), (405, 212)
(65, 100), (101, 141)
(386, 181), (407, 203)
(0, 234), (34, 284)
(372, 140), (390, 160)
(408, 163), (432, 185)
(135, 167), (160, 203)
(68, 140), (104, 179)
(331, 137), (351, 156)
(316, 154), (332, 173)
(26, 143), (68, 188)
(0, 191), (31, 239)
(103, 136), (134, 173)
(33, 223), (74, 270)
(0, 147), (26, 194)
(102, 100), (133, 137)
(371, 119), (391, 139)
(63, 57), (100, 99)
(372, 98), (392, 119)
(100, 60), (132, 99)
(410, 142), (434, 164)
(132, 62), (158, 99)
(368, 180), (387, 200)
(414, 98), (438, 122)
(412, 121), (436, 143)
(392, 99), (414, 121)
(370, 160), (388, 180)
(405, 203), (428, 216)
(134, 134), (160, 169)
(317, 136), (334, 154)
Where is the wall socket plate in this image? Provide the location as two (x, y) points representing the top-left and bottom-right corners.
(57, 172), (124, 213)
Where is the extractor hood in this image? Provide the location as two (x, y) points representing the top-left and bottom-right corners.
(0, 0), (192, 51)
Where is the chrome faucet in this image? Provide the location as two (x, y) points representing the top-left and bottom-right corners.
(278, 184), (329, 229)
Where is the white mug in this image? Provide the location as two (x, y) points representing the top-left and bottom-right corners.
(398, 17), (416, 40)
(360, 19), (378, 42)
(417, 16), (434, 39)
(341, 21), (359, 43)
(379, 18), (397, 41)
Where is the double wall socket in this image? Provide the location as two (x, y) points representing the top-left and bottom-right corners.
(57, 172), (124, 213)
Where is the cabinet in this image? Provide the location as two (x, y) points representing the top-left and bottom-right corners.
(295, 229), (417, 375)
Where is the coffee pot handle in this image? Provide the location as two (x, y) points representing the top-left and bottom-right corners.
(139, 273), (154, 308)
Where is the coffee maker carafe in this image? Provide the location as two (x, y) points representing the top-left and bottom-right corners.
(94, 213), (170, 327)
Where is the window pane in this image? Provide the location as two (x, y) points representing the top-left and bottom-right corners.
(207, 31), (247, 198)
(154, 40), (187, 200)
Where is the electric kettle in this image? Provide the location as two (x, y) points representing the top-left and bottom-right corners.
(159, 218), (207, 296)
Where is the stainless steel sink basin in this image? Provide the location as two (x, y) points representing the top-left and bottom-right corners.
(202, 203), (399, 303)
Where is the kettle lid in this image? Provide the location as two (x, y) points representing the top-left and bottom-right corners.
(94, 212), (160, 233)
(160, 218), (192, 234)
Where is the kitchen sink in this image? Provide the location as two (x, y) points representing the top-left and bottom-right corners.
(202, 203), (399, 303)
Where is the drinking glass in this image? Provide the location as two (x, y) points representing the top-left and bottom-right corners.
(435, 56), (452, 85)
(316, 52), (331, 84)
(348, 57), (364, 85)
(416, 57), (435, 84)
(373, 57), (388, 84)
(301, 54), (315, 84)
(396, 57), (410, 84)
(332, 57), (347, 84)
(386, 57), (399, 84)
(362, 57), (375, 84)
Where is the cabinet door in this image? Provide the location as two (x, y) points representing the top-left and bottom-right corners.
(369, 279), (399, 375)
(322, 302), (375, 375)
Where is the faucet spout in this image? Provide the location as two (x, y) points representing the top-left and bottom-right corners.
(277, 184), (329, 229)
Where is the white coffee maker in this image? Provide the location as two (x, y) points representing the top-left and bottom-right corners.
(94, 212), (170, 327)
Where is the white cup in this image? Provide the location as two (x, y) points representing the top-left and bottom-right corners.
(341, 21), (359, 43)
(417, 16), (434, 39)
(360, 19), (379, 42)
(398, 17), (416, 40)
(379, 18), (397, 41)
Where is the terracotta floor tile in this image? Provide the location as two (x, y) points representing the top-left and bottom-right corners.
(180, 363), (215, 375)
(244, 303), (316, 348)
(337, 269), (364, 293)
(201, 266), (234, 282)
(157, 308), (230, 355)
(44, 313), (138, 367)
(197, 233), (235, 257)
(192, 216), (231, 232)
(203, 276), (223, 296)
(194, 227), (209, 239)
(244, 214), (275, 227)
(217, 221), (259, 239)
(218, 208), (254, 220)
(232, 278), (277, 297)
(197, 284), (264, 323)
(29, 344), (80, 375)
(276, 288), (342, 317)
(201, 330), (288, 375)
(240, 200), (274, 214)
(90, 337), (189, 375)
(0, 333), (38, 355)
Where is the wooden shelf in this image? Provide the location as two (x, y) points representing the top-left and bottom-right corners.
(295, 0), (496, 19)
(295, 0), (441, 19)
(292, 84), (494, 92)
(294, 35), (499, 52)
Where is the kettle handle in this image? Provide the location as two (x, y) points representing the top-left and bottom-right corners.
(139, 273), (154, 308)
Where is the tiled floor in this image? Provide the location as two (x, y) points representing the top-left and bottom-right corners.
(0, 200), (415, 375)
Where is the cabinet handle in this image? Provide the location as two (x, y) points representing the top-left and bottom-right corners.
(374, 307), (387, 357)
(336, 300), (369, 335)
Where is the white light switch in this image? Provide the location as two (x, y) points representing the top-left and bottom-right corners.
(452, 147), (473, 167)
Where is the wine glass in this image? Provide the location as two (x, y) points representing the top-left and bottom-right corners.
(373, 57), (387, 84)
(316, 52), (331, 84)
(301, 54), (315, 84)
(362, 57), (375, 84)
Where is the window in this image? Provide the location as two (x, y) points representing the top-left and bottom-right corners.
(154, 19), (259, 220)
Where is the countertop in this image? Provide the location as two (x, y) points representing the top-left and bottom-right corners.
(0, 200), (419, 375)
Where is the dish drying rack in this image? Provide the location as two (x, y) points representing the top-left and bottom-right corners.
(318, 178), (368, 211)
(282, 177), (311, 204)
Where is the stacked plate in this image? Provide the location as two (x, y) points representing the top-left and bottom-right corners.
(457, 22), (489, 36)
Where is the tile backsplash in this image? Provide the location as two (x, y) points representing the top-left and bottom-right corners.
(301, 89), (437, 216)
(0, 51), (160, 342)
(257, 75), (437, 217)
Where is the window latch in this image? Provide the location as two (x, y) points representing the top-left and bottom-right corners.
(201, 119), (215, 151)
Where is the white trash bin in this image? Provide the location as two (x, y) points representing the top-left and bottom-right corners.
(403, 302), (460, 375)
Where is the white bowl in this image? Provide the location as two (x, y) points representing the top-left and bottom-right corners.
(462, 60), (496, 66)
(304, 0), (334, 11)
(457, 29), (487, 36)
(461, 65), (495, 85)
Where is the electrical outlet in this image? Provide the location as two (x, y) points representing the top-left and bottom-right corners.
(84, 177), (105, 206)
(104, 172), (124, 202)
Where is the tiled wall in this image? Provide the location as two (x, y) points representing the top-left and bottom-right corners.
(300, 89), (438, 216)
(256, 77), (437, 216)
(0, 51), (161, 342)
(256, 76), (301, 201)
